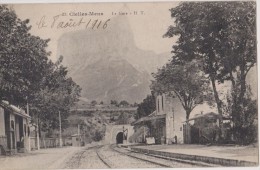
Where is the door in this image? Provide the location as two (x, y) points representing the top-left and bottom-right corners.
(4, 111), (11, 149)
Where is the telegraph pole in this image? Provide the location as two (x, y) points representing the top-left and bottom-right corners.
(26, 96), (31, 152)
(37, 117), (40, 150)
(78, 124), (80, 136)
(59, 111), (62, 147)
(143, 126), (145, 143)
(78, 124), (80, 147)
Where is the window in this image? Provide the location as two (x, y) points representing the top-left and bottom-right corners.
(24, 124), (27, 136)
(162, 95), (164, 111)
(158, 98), (160, 112)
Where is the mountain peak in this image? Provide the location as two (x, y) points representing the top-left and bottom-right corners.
(57, 16), (170, 103)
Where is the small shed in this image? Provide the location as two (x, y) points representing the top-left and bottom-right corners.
(71, 134), (82, 147)
(183, 112), (232, 144)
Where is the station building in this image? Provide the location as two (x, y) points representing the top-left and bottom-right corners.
(132, 93), (185, 144)
(131, 92), (233, 145)
(0, 101), (30, 155)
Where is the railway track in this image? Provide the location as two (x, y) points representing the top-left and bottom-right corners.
(95, 145), (208, 168)
(109, 145), (171, 168)
(64, 145), (106, 169)
(95, 146), (112, 168)
(66, 144), (214, 168)
(110, 145), (217, 168)
(94, 145), (166, 168)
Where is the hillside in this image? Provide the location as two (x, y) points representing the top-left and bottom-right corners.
(63, 109), (136, 143)
(57, 16), (171, 103)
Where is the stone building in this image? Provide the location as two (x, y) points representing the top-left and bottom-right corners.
(132, 93), (184, 144)
(0, 101), (30, 155)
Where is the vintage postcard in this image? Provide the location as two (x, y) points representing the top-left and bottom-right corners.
(0, 1), (258, 169)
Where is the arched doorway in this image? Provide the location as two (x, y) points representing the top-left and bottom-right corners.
(116, 132), (123, 144)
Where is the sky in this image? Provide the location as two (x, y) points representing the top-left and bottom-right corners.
(11, 2), (179, 61)
(9, 1), (258, 119)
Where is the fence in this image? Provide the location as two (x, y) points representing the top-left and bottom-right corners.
(40, 138), (58, 148)
(29, 137), (72, 150)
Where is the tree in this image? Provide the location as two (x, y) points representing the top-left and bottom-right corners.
(216, 3), (256, 141)
(92, 130), (103, 142)
(165, 2), (256, 140)
(0, 5), (50, 106)
(239, 92), (257, 144)
(116, 112), (130, 125)
(32, 56), (81, 132)
(0, 5), (82, 135)
(152, 60), (212, 121)
(91, 100), (97, 106)
(110, 100), (118, 105)
(135, 95), (156, 120)
(119, 100), (129, 107)
(133, 102), (138, 107)
(223, 86), (257, 144)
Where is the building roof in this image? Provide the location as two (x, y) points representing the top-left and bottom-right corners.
(71, 134), (82, 137)
(132, 111), (166, 125)
(185, 112), (230, 122)
(0, 100), (30, 119)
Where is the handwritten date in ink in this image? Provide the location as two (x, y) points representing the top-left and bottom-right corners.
(36, 15), (110, 30)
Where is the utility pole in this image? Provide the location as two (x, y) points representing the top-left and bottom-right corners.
(123, 126), (125, 144)
(26, 97), (29, 116)
(26, 96), (31, 152)
(143, 126), (145, 143)
(37, 117), (40, 150)
(59, 111), (62, 147)
(78, 124), (80, 147)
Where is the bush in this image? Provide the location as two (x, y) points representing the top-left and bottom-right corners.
(92, 130), (103, 141)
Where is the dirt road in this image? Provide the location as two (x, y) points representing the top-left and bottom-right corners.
(0, 147), (81, 169)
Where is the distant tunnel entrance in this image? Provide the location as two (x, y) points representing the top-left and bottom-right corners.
(116, 132), (123, 144)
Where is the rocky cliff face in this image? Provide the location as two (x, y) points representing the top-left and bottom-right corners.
(57, 16), (170, 103)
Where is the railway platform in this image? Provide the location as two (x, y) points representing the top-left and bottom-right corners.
(129, 144), (259, 167)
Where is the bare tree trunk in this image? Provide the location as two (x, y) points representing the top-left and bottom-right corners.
(230, 62), (247, 144)
(238, 66), (246, 124)
(185, 110), (191, 122)
(210, 76), (223, 140)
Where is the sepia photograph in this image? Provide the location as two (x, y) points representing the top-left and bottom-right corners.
(0, 0), (258, 169)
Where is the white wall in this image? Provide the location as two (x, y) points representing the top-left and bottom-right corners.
(0, 107), (5, 136)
